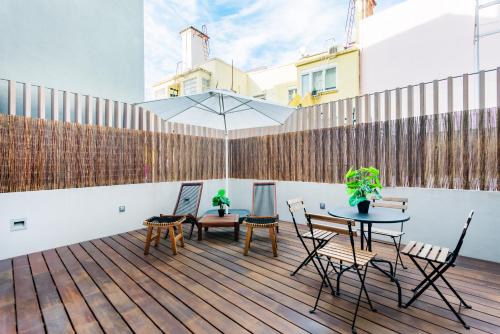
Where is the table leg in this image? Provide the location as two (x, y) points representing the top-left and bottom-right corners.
(198, 223), (203, 241)
(234, 222), (239, 241)
(368, 223), (372, 252)
(360, 222), (365, 250)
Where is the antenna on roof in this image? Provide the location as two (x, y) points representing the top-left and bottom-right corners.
(231, 60), (234, 92)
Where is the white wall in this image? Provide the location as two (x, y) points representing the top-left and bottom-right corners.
(229, 179), (500, 263)
(0, 180), (224, 260)
(0, 0), (144, 103)
(360, 0), (500, 101)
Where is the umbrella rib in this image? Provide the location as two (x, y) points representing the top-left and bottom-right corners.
(163, 94), (214, 120)
(185, 95), (220, 115)
(229, 96), (285, 124)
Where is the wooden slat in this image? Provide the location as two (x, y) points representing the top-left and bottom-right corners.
(417, 244), (433, 259)
(96, 97), (103, 126)
(13, 256), (45, 334)
(447, 76), (453, 113)
(384, 90), (390, 121)
(0, 260), (16, 334)
(85, 95), (92, 124)
(427, 245), (442, 261)
(463, 73), (469, 111)
(432, 80), (438, 115)
(56, 247), (132, 333)
(374, 92), (380, 122)
(43, 249), (103, 333)
(407, 85), (413, 118)
(436, 247), (449, 263)
(63, 90), (70, 122)
(401, 240), (416, 254)
(51, 88), (59, 121)
(409, 242), (424, 256)
(28, 253), (74, 333)
(364, 94), (371, 123)
(419, 82), (426, 116)
(395, 87), (402, 119)
(75, 93), (81, 124)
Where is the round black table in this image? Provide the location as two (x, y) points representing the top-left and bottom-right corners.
(328, 207), (410, 251)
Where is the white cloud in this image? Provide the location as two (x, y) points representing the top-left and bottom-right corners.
(144, 0), (396, 99)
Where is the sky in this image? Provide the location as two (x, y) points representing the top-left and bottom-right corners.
(144, 0), (404, 98)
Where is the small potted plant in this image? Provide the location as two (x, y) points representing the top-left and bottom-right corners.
(345, 167), (382, 214)
(212, 188), (231, 217)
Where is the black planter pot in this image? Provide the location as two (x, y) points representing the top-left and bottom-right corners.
(357, 200), (371, 214)
(218, 208), (225, 217)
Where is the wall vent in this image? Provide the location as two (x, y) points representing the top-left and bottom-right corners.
(10, 218), (27, 231)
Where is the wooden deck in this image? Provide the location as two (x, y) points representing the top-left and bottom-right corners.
(1, 221), (499, 334)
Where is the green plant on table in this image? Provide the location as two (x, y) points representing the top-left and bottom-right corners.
(345, 167), (382, 206)
(212, 189), (231, 210)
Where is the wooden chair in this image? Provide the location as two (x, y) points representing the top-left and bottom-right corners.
(286, 198), (337, 277)
(143, 216), (186, 255)
(402, 211), (474, 329)
(162, 182), (203, 239)
(243, 182), (279, 257)
(307, 213), (377, 334)
(365, 196), (408, 276)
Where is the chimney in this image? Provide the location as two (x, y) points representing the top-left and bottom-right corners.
(180, 26), (209, 73)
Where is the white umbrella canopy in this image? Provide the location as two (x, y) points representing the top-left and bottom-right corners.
(136, 89), (295, 196)
(136, 89), (294, 131)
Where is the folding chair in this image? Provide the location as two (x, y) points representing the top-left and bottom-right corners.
(243, 182), (279, 256)
(402, 211), (474, 329)
(365, 196), (408, 276)
(307, 213), (377, 334)
(286, 198), (337, 277)
(162, 182), (203, 239)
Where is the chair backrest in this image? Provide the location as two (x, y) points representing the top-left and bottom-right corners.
(252, 182), (277, 217)
(372, 196), (408, 212)
(286, 198), (307, 237)
(305, 213), (360, 264)
(449, 211), (474, 263)
(173, 182), (203, 217)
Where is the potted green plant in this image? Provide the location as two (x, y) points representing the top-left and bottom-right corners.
(212, 188), (231, 217)
(345, 167), (382, 214)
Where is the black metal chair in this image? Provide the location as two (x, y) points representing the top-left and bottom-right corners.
(307, 213), (377, 334)
(363, 196), (408, 276)
(286, 198), (337, 277)
(163, 182), (203, 239)
(402, 211), (474, 329)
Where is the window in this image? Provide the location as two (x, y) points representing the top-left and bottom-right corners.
(312, 71), (323, 93)
(169, 87), (179, 97)
(325, 67), (336, 90)
(183, 78), (197, 95)
(300, 65), (337, 95)
(202, 78), (210, 92)
(288, 88), (297, 102)
(301, 74), (310, 96)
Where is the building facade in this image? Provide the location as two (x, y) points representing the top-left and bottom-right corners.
(0, 0), (144, 103)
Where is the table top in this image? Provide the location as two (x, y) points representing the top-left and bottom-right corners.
(328, 207), (410, 224)
(199, 214), (239, 224)
(204, 209), (250, 216)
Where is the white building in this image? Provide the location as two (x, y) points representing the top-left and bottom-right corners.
(0, 0), (145, 103)
(360, 0), (500, 103)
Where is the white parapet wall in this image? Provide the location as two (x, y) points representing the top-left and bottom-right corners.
(229, 179), (500, 263)
(0, 179), (224, 260)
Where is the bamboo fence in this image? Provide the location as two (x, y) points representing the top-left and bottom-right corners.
(230, 107), (500, 191)
(0, 115), (224, 192)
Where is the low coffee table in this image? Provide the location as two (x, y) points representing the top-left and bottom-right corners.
(198, 214), (240, 241)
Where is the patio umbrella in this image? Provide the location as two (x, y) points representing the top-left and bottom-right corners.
(136, 89), (295, 194)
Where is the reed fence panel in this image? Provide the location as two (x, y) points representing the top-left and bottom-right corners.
(229, 108), (500, 191)
(0, 115), (224, 192)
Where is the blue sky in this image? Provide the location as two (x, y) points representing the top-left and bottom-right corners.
(144, 0), (404, 98)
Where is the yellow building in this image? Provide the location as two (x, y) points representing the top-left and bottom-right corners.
(295, 47), (360, 107)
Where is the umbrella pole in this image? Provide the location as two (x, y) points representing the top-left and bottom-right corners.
(225, 131), (229, 198)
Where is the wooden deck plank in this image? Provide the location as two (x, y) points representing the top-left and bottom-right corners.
(1, 222), (499, 334)
(55, 246), (133, 334)
(0, 259), (16, 334)
(88, 238), (219, 334)
(12, 256), (45, 334)
(67, 244), (161, 334)
(28, 253), (74, 333)
(105, 235), (310, 334)
(42, 249), (103, 334)
(171, 226), (497, 334)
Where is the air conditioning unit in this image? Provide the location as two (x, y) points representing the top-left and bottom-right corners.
(328, 45), (338, 54)
(312, 90), (319, 97)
